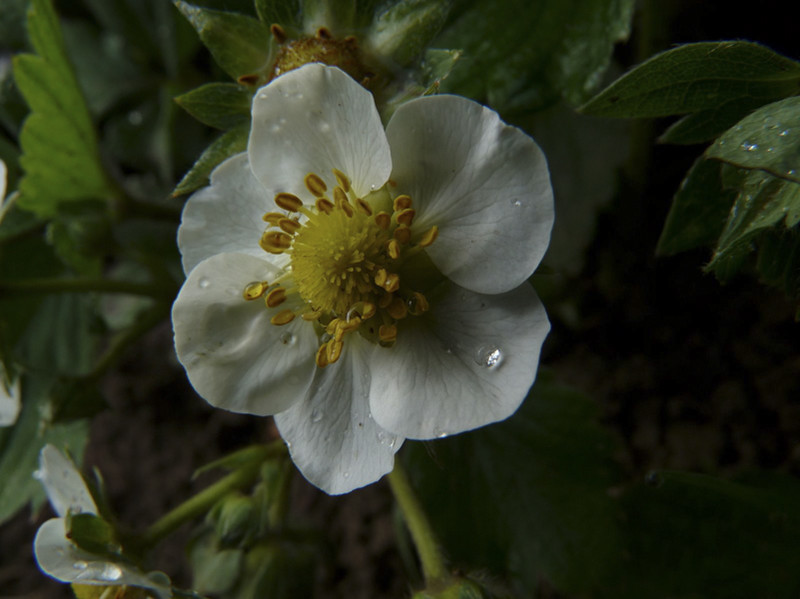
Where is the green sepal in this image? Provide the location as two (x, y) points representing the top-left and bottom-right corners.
(173, 122), (249, 196)
(706, 96), (800, 184)
(212, 492), (255, 546)
(65, 512), (122, 559)
(367, 0), (452, 67)
(175, 82), (253, 130)
(12, 0), (114, 217)
(174, 1), (274, 82)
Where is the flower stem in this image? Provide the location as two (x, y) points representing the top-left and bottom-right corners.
(387, 462), (448, 584)
(135, 443), (283, 550)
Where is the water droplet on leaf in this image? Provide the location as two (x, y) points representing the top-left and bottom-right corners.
(740, 141), (758, 152)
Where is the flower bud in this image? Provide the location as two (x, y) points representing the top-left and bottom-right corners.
(213, 493), (255, 545)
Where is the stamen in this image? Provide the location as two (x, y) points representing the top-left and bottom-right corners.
(396, 208), (415, 226)
(379, 324), (397, 343)
(305, 173), (327, 197)
(263, 212), (284, 225)
(315, 344), (330, 368)
(279, 218), (301, 234)
(302, 309), (322, 321)
(355, 198), (372, 216)
(326, 338), (343, 363)
(265, 287), (287, 308)
(408, 291), (430, 314)
(333, 168), (351, 192)
(386, 297), (408, 320)
(393, 226), (412, 245)
(417, 225), (439, 247)
(260, 231), (293, 253)
(378, 292), (393, 309)
(374, 212), (391, 230)
(386, 239), (401, 260)
(274, 192), (304, 212)
(270, 24), (287, 44)
(316, 198), (334, 214)
(270, 309), (296, 325)
(393, 195), (412, 211)
(243, 281), (268, 301)
(336, 194), (354, 217)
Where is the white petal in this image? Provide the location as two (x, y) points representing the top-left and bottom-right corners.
(386, 95), (554, 294)
(34, 518), (172, 599)
(0, 370), (20, 426)
(368, 282), (550, 439)
(274, 339), (402, 495)
(178, 153), (276, 275)
(0, 158), (6, 201)
(172, 253), (316, 416)
(36, 445), (98, 517)
(249, 64), (392, 199)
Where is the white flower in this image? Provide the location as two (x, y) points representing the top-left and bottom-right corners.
(172, 63), (554, 494)
(33, 444), (172, 598)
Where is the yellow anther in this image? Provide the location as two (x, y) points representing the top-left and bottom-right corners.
(338, 317), (361, 337)
(356, 197), (373, 216)
(393, 225), (412, 245)
(387, 239), (401, 259)
(378, 324), (397, 343)
(411, 291), (430, 314)
(335, 191), (354, 217)
(382, 272), (400, 293)
(279, 218), (301, 234)
(396, 208), (415, 226)
(315, 344), (330, 368)
(325, 318), (342, 336)
(262, 211), (284, 225)
(315, 197), (334, 214)
(393, 195), (412, 211)
(374, 211), (391, 230)
(326, 338), (343, 363)
(243, 281), (268, 301)
(302, 309), (322, 321)
(274, 192), (304, 212)
(387, 296), (408, 320)
(333, 168), (351, 192)
(260, 231), (293, 253)
(304, 173), (327, 197)
(357, 301), (376, 319)
(418, 225), (439, 247)
(270, 309), (296, 325)
(265, 287), (287, 308)
(374, 268), (388, 288)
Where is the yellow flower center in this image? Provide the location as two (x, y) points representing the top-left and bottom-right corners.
(245, 169), (439, 367)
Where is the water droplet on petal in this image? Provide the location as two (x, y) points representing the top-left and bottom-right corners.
(280, 332), (296, 346)
(311, 408), (323, 423)
(435, 429), (449, 439)
(343, 471), (350, 479)
(98, 563), (123, 582)
(270, 123), (281, 133)
(511, 198), (523, 207)
(475, 346), (504, 369)
(198, 277), (210, 289)
(73, 561), (89, 571)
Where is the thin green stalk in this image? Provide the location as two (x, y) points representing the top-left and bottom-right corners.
(388, 462), (448, 584)
(135, 445), (282, 550)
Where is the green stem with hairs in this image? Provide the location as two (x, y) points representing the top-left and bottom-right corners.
(387, 462), (448, 584)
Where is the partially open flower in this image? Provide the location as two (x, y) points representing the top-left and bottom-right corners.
(172, 64), (553, 494)
(33, 445), (172, 599)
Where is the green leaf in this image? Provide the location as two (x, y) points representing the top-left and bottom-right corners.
(657, 158), (739, 255)
(436, 0), (635, 112)
(613, 471), (800, 598)
(367, 0), (452, 67)
(658, 97), (772, 145)
(174, 122), (248, 196)
(706, 170), (800, 280)
(174, 1), (273, 81)
(0, 374), (88, 524)
(406, 370), (622, 595)
(175, 82), (253, 129)
(706, 96), (800, 184)
(12, 0), (113, 217)
(580, 41), (800, 118)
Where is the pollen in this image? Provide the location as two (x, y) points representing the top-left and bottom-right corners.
(253, 168), (440, 367)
